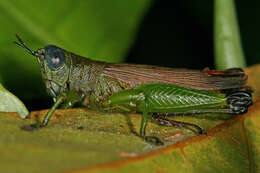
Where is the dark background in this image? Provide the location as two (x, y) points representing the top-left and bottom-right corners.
(127, 1), (259, 68)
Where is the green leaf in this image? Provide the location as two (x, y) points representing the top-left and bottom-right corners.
(0, 109), (224, 173)
(0, 0), (151, 100)
(0, 83), (28, 118)
(214, 0), (246, 69)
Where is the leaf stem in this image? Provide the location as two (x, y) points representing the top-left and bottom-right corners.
(214, 0), (246, 69)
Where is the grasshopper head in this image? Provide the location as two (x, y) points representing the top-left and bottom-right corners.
(14, 34), (70, 99)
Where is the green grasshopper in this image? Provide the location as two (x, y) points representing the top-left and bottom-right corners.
(14, 35), (252, 145)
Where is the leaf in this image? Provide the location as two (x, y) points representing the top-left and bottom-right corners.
(0, 0), (151, 100)
(245, 64), (260, 101)
(0, 83), (28, 118)
(0, 65), (259, 173)
(80, 102), (260, 173)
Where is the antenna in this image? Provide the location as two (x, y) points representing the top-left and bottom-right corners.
(14, 34), (37, 56)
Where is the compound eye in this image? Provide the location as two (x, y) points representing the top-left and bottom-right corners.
(45, 45), (66, 70)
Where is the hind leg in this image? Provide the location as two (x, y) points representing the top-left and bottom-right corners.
(139, 105), (164, 146)
(152, 113), (205, 134)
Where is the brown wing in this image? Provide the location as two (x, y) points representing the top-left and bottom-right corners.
(102, 63), (247, 90)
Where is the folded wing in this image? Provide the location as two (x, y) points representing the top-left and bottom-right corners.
(103, 64), (247, 90)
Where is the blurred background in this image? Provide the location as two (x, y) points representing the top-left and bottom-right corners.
(0, 0), (259, 110)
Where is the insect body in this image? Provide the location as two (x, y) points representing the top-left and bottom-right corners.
(14, 35), (252, 144)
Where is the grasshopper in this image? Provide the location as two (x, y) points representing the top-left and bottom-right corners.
(14, 35), (252, 145)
